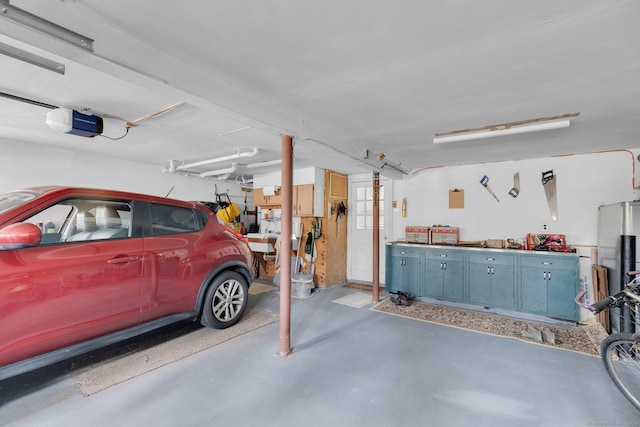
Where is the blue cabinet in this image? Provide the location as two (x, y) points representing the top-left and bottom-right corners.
(468, 252), (516, 309)
(385, 243), (580, 321)
(385, 245), (423, 296)
(519, 254), (579, 321)
(424, 248), (465, 301)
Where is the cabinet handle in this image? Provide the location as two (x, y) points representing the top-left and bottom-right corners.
(487, 266), (491, 274)
(440, 254), (448, 258)
(491, 267), (495, 275)
(548, 271), (552, 280)
(543, 271), (547, 280)
(487, 257), (495, 261)
(400, 251), (406, 255)
(443, 262), (447, 270)
(542, 262), (553, 265)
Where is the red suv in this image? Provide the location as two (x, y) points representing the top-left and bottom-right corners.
(0, 186), (255, 380)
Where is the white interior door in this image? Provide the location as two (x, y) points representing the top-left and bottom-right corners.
(348, 178), (392, 283)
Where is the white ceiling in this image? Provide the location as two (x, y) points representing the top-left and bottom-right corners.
(1, 0), (639, 183)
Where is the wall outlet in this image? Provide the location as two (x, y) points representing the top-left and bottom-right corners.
(542, 224), (548, 231)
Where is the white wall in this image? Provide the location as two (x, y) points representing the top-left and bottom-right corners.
(350, 150), (640, 317)
(390, 150), (640, 247)
(0, 139), (248, 206)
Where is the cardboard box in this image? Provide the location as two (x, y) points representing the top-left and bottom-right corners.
(486, 239), (503, 249)
(431, 226), (459, 244)
(405, 226), (430, 244)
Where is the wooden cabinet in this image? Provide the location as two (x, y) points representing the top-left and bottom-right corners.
(519, 254), (579, 321)
(253, 188), (281, 207)
(293, 184), (314, 216)
(385, 244), (580, 321)
(253, 184), (314, 216)
(424, 248), (465, 301)
(468, 252), (516, 309)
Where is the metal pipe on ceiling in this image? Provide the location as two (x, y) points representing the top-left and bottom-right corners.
(176, 148), (259, 170)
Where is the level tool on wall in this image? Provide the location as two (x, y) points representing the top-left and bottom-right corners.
(542, 170), (558, 221)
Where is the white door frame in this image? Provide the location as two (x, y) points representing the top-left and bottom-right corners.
(347, 174), (393, 284)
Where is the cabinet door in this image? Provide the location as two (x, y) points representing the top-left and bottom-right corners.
(253, 188), (266, 206)
(520, 254), (579, 320)
(468, 261), (492, 305)
(424, 258), (444, 299)
(547, 268), (578, 320)
(253, 188), (282, 207)
(385, 246), (398, 293)
(386, 246), (422, 295)
(442, 259), (465, 302)
(424, 249), (464, 300)
(520, 266), (547, 314)
(403, 252), (423, 297)
(490, 263), (516, 309)
(468, 252), (515, 308)
(293, 184), (314, 216)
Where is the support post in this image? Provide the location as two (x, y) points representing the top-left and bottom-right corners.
(372, 171), (380, 303)
(278, 134), (293, 357)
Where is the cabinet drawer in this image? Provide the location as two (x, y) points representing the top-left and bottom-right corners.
(520, 255), (577, 270)
(391, 246), (423, 259)
(424, 248), (464, 261)
(468, 252), (515, 266)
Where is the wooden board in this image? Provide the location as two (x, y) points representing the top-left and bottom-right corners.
(329, 172), (347, 199)
(592, 264), (610, 333)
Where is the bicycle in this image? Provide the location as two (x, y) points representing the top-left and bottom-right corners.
(576, 270), (640, 411)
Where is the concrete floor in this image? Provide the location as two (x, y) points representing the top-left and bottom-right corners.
(0, 284), (638, 426)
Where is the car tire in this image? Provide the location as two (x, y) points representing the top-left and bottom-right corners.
(200, 271), (249, 329)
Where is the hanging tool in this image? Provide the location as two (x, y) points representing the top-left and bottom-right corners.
(335, 201), (347, 237)
(542, 170), (558, 221)
(508, 173), (520, 198)
(479, 175), (500, 202)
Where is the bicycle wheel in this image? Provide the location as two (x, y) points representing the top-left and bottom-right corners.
(601, 333), (640, 411)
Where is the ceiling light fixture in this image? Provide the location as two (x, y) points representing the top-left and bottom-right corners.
(0, 0), (94, 51)
(433, 112), (580, 144)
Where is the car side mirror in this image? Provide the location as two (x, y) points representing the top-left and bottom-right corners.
(0, 222), (42, 250)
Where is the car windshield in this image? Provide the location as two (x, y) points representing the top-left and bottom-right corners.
(0, 191), (39, 214)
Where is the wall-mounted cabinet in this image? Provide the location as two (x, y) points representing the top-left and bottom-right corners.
(293, 184), (314, 216)
(252, 167), (325, 217)
(253, 187), (281, 207)
(385, 243), (579, 321)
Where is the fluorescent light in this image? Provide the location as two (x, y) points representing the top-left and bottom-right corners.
(0, 1), (93, 51)
(434, 119), (571, 144)
(0, 41), (64, 74)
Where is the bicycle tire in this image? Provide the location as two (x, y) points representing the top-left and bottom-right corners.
(601, 332), (640, 411)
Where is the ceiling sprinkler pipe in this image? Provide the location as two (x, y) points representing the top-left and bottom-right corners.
(177, 148), (259, 170)
(161, 159), (179, 173)
(199, 163), (239, 178)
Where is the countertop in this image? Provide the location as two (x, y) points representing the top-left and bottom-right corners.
(388, 241), (578, 257)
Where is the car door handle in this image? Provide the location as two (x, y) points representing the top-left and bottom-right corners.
(107, 255), (140, 264)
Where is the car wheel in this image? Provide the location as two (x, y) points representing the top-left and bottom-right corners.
(201, 271), (249, 329)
